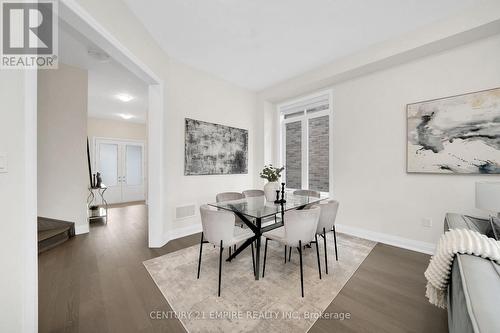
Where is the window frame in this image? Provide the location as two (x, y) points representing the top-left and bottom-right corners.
(277, 89), (333, 194)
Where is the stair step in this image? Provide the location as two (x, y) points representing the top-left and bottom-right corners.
(38, 230), (70, 253)
(38, 217), (75, 253)
(38, 226), (71, 242)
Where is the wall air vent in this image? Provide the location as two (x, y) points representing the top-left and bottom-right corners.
(175, 204), (196, 220)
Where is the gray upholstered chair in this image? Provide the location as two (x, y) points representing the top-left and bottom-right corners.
(216, 191), (256, 257)
(293, 189), (321, 198)
(242, 189), (281, 227)
(242, 189), (265, 198)
(216, 192), (245, 202)
(197, 205), (255, 297)
(292, 189), (321, 211)
(262, 207), (322, 297)
(216, 192), (245, 228)
(313, 200), (340, 274)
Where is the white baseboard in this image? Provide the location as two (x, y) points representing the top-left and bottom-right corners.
(160, 222), (436, 255)
(164, 223), (202, 244)
(75, 224), (89, 235)
(336, 224), (435, 255)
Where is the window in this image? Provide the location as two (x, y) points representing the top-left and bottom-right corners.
(279, 91), (331, 193)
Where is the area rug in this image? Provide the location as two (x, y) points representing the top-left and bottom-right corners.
(143, 232), (376, 333)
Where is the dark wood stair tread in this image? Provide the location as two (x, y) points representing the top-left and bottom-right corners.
(38, 226), (71, 242)
(38, 217), (75, 253)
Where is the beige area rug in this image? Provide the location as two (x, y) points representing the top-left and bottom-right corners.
(144, 233), (376, 332)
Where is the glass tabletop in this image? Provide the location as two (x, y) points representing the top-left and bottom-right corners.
(208, 192), (329, 219)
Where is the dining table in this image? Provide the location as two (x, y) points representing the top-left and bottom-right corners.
(208, 192), (328, 280)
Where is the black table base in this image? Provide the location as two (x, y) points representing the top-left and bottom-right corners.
(226, 204), (307, 280)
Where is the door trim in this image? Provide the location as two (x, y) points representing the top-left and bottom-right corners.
(92, 137), (146, 171)
(93, 137), (146, 203)
(24, 68), (38, 333)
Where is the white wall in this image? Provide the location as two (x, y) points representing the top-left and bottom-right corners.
(71, 0), (259, 239)
(0, 71), (36, 333)
(88, 117), (146, 141)
(166, 59), (258, 230)
(38, 64), (89, 234)
(263, 34), (500, 249)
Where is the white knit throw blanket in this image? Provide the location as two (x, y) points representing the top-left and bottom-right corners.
(424, 228), (500, 309)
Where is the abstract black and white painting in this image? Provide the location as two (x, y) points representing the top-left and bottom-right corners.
(407, 87), (500, 174)
(184, 118), (248, 175)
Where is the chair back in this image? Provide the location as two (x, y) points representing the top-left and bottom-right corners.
(283, 206), (321, 247)
(293, 189), (320, 198)
(200, 205), (235, 246)
(242, 189), (264, 198)
(216, 192), (244, 202)
(315, 200), (339, 234)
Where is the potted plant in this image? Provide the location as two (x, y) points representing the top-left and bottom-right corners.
(260, 165), (284, 201)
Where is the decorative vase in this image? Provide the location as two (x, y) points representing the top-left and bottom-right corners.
(264, 181), (280, 201)
(96, 172), (102, 187)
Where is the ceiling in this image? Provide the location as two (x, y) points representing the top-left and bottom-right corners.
(59, 22), (148, 123)
(123, 0), (480, 91)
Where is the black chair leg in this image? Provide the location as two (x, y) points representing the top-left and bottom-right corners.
(251, 241), (256, 276)
(197, 232), (203, 279)
(228, 246), (232, 259)
(323, 227), (328, 274)
(262, 238), (268, 277)
(218, 240), (223, 297)
(284, 245), (287, 263)
(315, 234), (322, 279)
(289, 246), (292, 262)
(333, 225), (338, 261)
(298, 240), (304, 297)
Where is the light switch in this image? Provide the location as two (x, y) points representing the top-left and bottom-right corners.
(0, 153), (7, 173)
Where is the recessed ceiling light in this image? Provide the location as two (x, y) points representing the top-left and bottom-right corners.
(115, 93), (134, 102)
(117, 113), (135, 120)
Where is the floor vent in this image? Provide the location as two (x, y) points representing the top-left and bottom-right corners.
(176, 204), (196, 220)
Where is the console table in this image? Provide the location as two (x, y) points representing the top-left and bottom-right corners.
(87, 184), (108, 224)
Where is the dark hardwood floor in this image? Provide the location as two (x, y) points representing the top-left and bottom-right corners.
(38, 203), (447, 332)
(310, 243), (448, 333)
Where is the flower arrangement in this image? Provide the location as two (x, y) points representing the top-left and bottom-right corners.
(260, 165), (284, 182)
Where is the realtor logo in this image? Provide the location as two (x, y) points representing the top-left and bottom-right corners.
(1, 0), (58, 68)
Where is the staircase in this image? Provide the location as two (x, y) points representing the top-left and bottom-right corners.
(38, 217), (75, 253)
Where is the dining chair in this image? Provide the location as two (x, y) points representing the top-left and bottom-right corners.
(262, 206), (322, 297)
(313, 200), (339, 274)
(293, 189), (321, 198)
(292, 189), (321, 214)
(242, 189), (282, 227)
(197, 205), (255, 297)
(242, 189), (265, 198)
(216, 192), (245, 202)
(216, 192), (246, 230)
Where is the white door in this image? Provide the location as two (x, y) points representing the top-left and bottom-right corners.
(122, 143), (145, 202)
(95, 138), (145, 204)
(96, 140), (121, 203)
